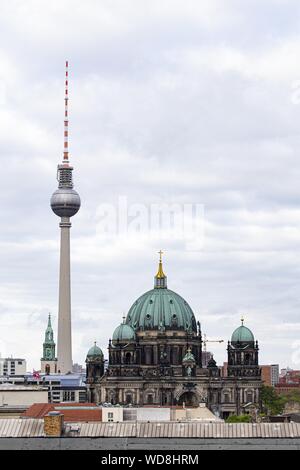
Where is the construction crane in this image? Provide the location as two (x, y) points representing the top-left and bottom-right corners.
(202, 334), (224, 367)
(202, 334), (224, 352)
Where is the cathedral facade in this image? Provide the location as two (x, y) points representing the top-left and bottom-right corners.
(86, 256), (262, 419)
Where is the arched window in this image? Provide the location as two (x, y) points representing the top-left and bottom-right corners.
(45, 364), (50, 375)
(125, 352), (131, 364)
(245, 353), (251, 365)
(126, 394), (132, 404)
(145, 347), (153, 365)
(147, 394), (153, 404)
(161, 393), (168, 405)
(224, 393), (230, 403)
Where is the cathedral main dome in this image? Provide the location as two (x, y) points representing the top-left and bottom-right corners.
(125, 254), (197, 333)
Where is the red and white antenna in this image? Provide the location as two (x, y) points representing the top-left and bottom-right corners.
(63, 60), (69, 163)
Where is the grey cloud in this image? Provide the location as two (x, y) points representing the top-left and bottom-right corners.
(1, 1), (300, 369)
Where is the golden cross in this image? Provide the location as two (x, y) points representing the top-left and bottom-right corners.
(158, 250), (164, 262)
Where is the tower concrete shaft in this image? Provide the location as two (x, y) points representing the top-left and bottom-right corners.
(50, 61), (81, 374)
(57, 216), (72, 373)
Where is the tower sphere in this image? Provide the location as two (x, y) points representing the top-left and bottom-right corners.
(50, 188), (81, 218)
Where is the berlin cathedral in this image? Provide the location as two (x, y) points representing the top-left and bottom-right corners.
(86, 254), (262, 419)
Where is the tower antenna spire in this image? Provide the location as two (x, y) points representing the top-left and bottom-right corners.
(63, 60), (69, 163)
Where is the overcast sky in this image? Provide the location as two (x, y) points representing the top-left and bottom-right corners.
(1, 0), (300, 371)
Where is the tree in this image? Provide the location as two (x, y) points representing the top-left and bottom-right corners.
(260, 385), (286, 415)
(283, 389), (300, 404)
(226, 414), (252, 423)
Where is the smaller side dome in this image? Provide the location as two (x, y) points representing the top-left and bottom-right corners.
(86, 342), (103, 359)
(231, 318), (254, 343)
(112, 322), (136, 343)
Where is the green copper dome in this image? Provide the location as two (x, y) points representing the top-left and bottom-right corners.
(112, 323), (136, 343)
(87, 343), (103, 358)
(231, 324), (254, 343)
(126, 288), (197, 333)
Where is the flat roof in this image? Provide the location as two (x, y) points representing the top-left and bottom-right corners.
(0, 385), (48, 391)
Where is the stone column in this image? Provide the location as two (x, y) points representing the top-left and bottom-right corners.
(153, 345), (158, 364)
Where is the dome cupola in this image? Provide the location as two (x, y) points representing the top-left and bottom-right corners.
(231, 317), (255, 343)
(86, 342), (104, 360)
(154, 250), (167, 289)
(126, 253), (197, 333)
(112, 318), (136, 344)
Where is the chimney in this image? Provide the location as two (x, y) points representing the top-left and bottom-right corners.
(44, 411), (64, 437)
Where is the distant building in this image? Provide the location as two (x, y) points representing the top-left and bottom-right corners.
(202, 351), (213, 368)
(26, 374), (87, 403)
(0, 385), (48, 407)
(275, 368), (300, 393)
(0, 357), (26, 376)
(271, 365), (279, 386)
(276, 384), (300, 394)
(221, 362), (228, 377)
(0, 373), (87, 404)
(278, 368), (300, 385)
(261, 364), (279, 387)
(72, 363), (85, 374)
(261, 365), (271, 386)
(40, 314), (57, 374)
(22, 402), (101, 422)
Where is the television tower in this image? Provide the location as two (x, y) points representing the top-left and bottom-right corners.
(50, 61), (81, 373)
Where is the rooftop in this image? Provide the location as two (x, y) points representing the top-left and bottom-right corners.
(0, 385), (47, 391)
(1, 420), (300, 438)
(22, 403), (102, 422)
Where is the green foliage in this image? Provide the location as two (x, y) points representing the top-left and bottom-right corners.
(283, 389), (300, 404)
(260, 385), (286, 415)
(226, 414), (252, 423)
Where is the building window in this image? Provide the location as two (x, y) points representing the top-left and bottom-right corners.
(63, 391), (75, 402)
(108, 412), (114, 422)
(126, 394), (132, 404)
(18, 361), (23, 365)
(224, 393), (230, 403)
(125, 352), (131, 364)
(79, 391), (87, 403)
(147, 394), (153, 404)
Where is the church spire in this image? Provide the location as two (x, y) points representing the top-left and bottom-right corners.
(42, 313), (56, 364)
(44, 313), (55, 344)
(154, 250), (167, 288)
